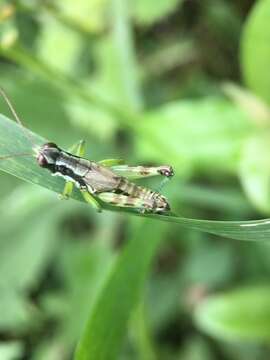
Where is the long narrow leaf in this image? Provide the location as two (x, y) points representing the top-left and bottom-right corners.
(0, 112), (269, 242)
(75, 220), (166, 360)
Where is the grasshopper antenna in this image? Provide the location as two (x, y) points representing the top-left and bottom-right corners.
(0, 87), (36, 150)
(155, 177), (171, 193)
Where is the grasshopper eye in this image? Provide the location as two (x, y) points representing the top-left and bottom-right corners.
(37, 153), (48, 167)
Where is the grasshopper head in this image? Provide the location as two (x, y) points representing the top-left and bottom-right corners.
(36, 142), (61, 168)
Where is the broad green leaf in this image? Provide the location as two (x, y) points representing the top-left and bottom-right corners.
(195, 286), (270, 342)
(0, 341), (23, 360)
(37, 16), (82, 74)
(0, 16), (18, 50)
(57, 0), (109, 33)
(239, 134), (270, 214)
(241, 0), (270, 103)
(136, 98), (253, 174)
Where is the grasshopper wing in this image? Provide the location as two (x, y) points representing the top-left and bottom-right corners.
(83, 161), (121, 193)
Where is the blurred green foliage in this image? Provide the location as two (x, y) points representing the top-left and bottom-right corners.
(1, 0), (270, 359)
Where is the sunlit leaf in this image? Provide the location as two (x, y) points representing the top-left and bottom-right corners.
(239, 134), (270, 214)
(37, 16), (82, 74)
(195, 286), (270, 342)
(0, 341), (23, 360)
(136, 98), (253, 174)
(241, 0), (270, 103)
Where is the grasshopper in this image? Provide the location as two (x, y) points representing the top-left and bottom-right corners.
(0, 89), (174, 213)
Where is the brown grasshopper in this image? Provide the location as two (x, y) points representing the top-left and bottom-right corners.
(0, 89), (174, 213)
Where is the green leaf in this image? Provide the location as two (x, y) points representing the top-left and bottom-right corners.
(241, 0), (270, 103)
(130, 301), (157, 360)
(95, 0), (142, 112)
(136, 98), (253, 174)
(66, 97), (117, 141)
(0, 203), (60, 291)
(194, 286), (270, 342)
(1, 112), (270, 244)
(75, 220), (168, 360)
(239, 134), (270, 214)
(37, 17), (82, 74)
(222, 82), (270, 125)
(55, 241), (115, 346)
(0, 341), (23, 360)
(183, 242), (234, 287)
(57, 0), (109, 33)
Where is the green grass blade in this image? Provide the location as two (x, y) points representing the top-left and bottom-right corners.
(0, 112), (270, 242)
(75, 220), (166, 360)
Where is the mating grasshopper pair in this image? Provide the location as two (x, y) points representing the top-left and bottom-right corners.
(0, 89), (174, 214)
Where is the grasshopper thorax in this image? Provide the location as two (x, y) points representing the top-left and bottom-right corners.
(37, 142), (61, 169)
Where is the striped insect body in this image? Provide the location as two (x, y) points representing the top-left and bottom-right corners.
(0, 89), (174, 214)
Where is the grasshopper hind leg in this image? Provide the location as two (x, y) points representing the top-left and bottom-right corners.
(98, 192), (150, 212)
(97, 192), (168, 214)
(108, 164), (174, 201)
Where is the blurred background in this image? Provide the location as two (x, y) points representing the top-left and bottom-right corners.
(1, 0), (270, 359)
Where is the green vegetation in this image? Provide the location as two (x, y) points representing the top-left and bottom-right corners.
(1, 1), (270, 359)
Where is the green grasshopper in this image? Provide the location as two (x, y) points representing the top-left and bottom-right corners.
(0, 89), (174, 213)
